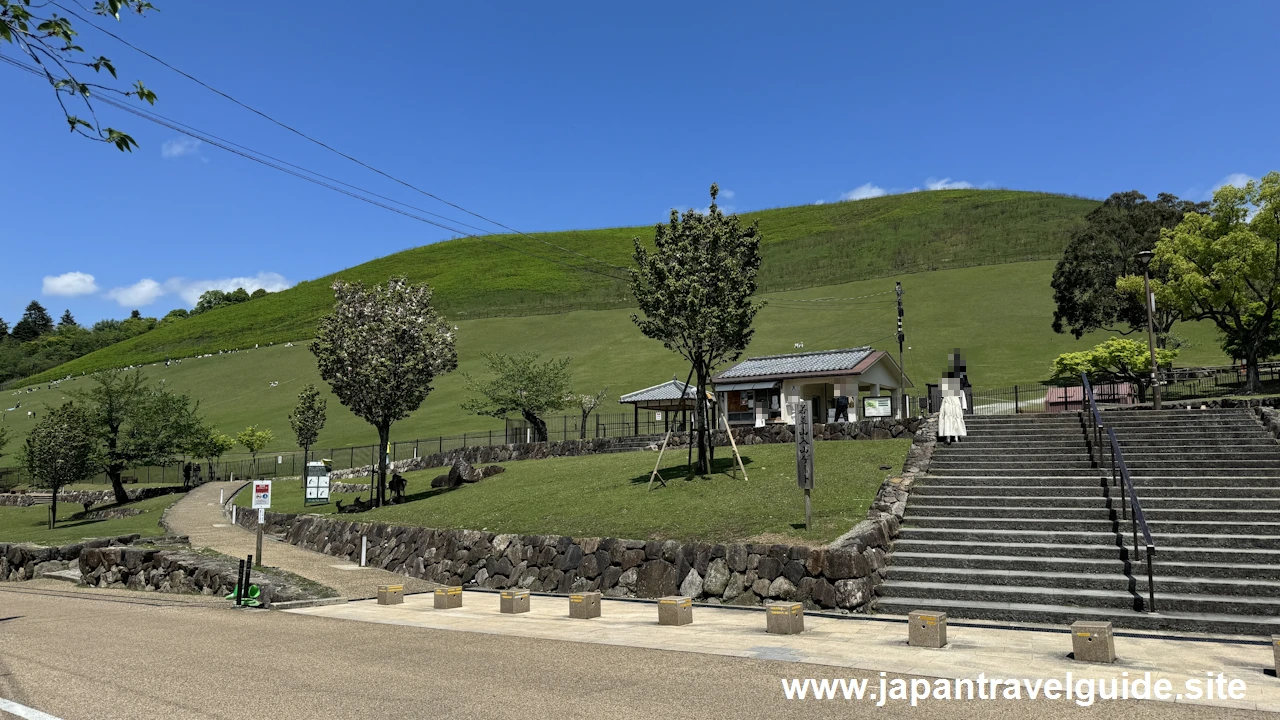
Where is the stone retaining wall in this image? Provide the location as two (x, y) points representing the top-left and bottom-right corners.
(1, 535), (141, 581)
(77, 546), (309, 607)
(331, 418), (922, 480)
(1256, 407), (1280, 441)
(0, 486), (185, 508)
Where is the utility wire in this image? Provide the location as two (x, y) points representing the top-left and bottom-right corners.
(0, 54), (634, 283)
(53, 0), (634, 273)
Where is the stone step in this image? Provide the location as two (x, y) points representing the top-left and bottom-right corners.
(891, 538), (1280, 564)
(908, 493), (1109, 507)
(912, 484), (1280, 499)
(884, 565), (1280, 597)
(888, 551), (1280, 580)
(905, 504), (1280, 524)
(897, 526), (1280, 549)
(877, 580), (1280, 616)
(872, 596), (1280, 636)
(930, 466), (1280, 477)
(906, 515), (1280, 536)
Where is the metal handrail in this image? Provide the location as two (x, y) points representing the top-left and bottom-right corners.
(1082, 373), (1156, 613)
(1106, 426), (1157, 613)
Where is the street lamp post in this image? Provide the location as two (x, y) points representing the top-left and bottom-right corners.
(1135, 250), (1161, 410)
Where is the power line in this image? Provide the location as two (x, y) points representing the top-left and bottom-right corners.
(52, 0), (634, 274)
(0, 54), (634, 283)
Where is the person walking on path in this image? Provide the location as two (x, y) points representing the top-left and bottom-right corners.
(938, 373), (967, 444)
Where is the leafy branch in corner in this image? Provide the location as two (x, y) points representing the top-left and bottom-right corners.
(1, 0), (158, 150)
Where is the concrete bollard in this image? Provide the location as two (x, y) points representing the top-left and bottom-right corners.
(500, 589), (531, 614)
(908, 610), (947, 648)
(658, 596), (693, 626)
(569, 591), (601, 619)
(434, 586), (463, 609)
(766, 601), (804, 634)
(1070, 621), (1116, 663)
(376, 584), (404, 605)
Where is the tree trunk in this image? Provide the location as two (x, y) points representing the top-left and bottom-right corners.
(580, 410), (588, 440)
(301, 446), (309, 490)
(1246, 349), (1262, 393)
(107, 467), (128, 505)
(523, 411), (548, 443)
(49, 489), (58, 530)
(376, 424), (390, 507)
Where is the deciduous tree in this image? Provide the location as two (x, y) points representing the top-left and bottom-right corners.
(1051, 337), (1179, 402)
(71, 368), (201, 503)
(236, 425), (274, 477)
(188, 425), (235, 482)
(1140, 173), (1280, 393)
(1, 0), (158, 150)
(631, 183), (762, 474)
(311, 277), (457, 506)
(21, 402), (97, 528)
(288, 384), (326, 487)
(1051, 192), (1204, 345)
(462, 352), (571, 443)
(567, 388), (608, 440)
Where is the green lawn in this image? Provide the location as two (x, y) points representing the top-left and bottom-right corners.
(22, 189), (1095, 385)
(0, 493), (183, 545)
(236, 440), (912, 545)
(2, 258), (1230, 467)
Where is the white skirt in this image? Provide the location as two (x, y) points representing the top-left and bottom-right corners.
(938, 395), (967, 438)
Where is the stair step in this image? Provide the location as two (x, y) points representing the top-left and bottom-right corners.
(884, 566), (1280, 596)
(877, 580), (1280, 615)
(888, 551), (1280, 579)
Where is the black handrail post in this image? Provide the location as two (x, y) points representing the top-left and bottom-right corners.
(1147, 547), (1157, 612)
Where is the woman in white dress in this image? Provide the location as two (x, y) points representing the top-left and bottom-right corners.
(938, 375), (967, 444)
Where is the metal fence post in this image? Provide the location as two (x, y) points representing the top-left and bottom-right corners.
(1014, 385), (1020, 414)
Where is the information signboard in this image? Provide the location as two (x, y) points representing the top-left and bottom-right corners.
(304, 461), (331, 505)
(863, 396), (893, 418)
(251, 480), (272, 510)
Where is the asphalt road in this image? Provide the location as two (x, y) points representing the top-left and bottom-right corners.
(0, 582), (1270, 720)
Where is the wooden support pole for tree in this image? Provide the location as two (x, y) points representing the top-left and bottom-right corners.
(647, 431), (673, 491)
(720, 408), (749, 482)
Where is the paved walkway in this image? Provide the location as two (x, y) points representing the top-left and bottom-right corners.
(291, 590), (1280, 713)
(164, 482), (436, 600)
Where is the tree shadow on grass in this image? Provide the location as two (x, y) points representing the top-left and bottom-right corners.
(628, 455), (756, 486)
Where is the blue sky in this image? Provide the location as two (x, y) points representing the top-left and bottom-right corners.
(3, 1), (1278, 325)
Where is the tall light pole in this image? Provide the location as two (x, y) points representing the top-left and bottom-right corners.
(1135, 250), (1161, 410)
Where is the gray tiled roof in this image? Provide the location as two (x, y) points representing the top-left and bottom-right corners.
(716, 347), (876, 380)
(620, 379), (703, 404)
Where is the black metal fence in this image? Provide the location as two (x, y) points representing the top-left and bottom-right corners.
(503, 410), (668, 443)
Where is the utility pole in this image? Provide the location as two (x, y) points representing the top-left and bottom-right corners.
(896, 282), (906, 417)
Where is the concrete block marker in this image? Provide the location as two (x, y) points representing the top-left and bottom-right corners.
(434, 586), (463, 609)
(569, 591), (601, 619)
(1070, 621), (1116, 663)
(376, 584), (404, 606)
(765, 601), (804, 635)
(500, 589), (531, 614)
(658, 596), (693, 626)
(908, 610), (947, 648)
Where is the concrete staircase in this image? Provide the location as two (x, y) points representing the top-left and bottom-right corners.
(877, 408), (1280, 636)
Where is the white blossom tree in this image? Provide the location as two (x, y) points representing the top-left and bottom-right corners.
(311, 277), (457, 506)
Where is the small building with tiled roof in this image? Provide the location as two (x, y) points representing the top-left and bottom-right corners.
(619, 376), (713, 433)
(712, 346), (913, 426)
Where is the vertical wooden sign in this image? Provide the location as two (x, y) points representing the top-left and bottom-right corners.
(795, 400), (815, 530)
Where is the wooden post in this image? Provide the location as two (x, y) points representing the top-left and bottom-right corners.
(255, 519), (264, 568)
(647, 431), (673, 491)
(794, 400), (814, 530)
(720, 408), (749, 482)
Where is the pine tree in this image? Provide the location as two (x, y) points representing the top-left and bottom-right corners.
(11, 301), (54, 342)
(59, 309), (77, 328)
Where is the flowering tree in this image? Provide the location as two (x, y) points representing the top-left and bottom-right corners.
(21, 402), (97, 528)
(567, 388), (608, 439)
(311, 277), (457, 506)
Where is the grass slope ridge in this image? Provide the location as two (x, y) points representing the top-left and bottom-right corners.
(26, 190), (1094, 384)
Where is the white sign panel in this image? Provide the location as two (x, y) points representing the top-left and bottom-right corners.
(863, 396), (893, 418)
(251, 480), (272, 509)
(305, 462), (331, 504)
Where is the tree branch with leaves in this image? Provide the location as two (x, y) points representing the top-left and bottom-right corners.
(461, 352), (572, 443)
(1, 0), (158, 150)
(21, 401), (97, 528)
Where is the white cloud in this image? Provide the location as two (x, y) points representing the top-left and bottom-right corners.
(102, 272), (292, 308)
(1212, 173), (1258, 193)
(840, 183), (887, 201)
(720, 189), (735, 200)
(42, 271), (98, 296)
(165, 272), (292, 305)
(161, 137), (203, 159)
(814, 199), (826, 205)
(105, 278), (165, 307)
(924, 177), (973, 191)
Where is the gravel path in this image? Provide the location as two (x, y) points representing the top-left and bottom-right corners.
(164, 481), (436, 600)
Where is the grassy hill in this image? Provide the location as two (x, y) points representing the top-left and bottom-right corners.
(21, 189), (1096, 384)
(4, 260), (1230, 466)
